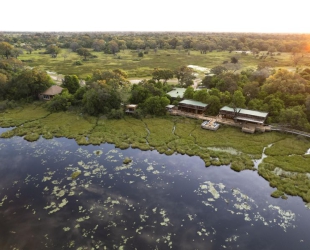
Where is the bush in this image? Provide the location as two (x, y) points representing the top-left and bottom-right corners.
(74, 61), (83, 65)
(138, 52), (144, 57)
(108, 109), (124, 119)
(47, 91), (72, 112)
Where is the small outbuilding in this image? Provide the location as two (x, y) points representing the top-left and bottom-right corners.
(39, 85), (63, 101)
(178, 99), (208, 114)
(125, 104), (138, 114)
(166, 104), (176, 112)
(167, 88), (186, 99)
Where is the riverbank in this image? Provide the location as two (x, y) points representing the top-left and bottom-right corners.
(0, 103), (310, 202)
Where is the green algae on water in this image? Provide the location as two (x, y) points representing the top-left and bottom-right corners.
(71, 171), (81, 179)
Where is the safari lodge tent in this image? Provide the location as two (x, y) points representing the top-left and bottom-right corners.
(219, 106), (268, 125)
(39, 85), (63, 101)
(166, 88), (186, 99)
(125, 104), (138, 114)
(178, 99), (208, 114)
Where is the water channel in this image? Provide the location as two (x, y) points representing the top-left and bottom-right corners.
(0, 134), (309, 249)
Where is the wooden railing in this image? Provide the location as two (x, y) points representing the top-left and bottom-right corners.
(270, 126), (310, 138)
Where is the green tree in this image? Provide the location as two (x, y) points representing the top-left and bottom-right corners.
(76, 48), (91, 60)
(47, 89), (73, 112)
(248, 98), (264, 111)
(107, 40), (119, 54)
(8, 68), (53, 100)
(82, 86), (121, 116)
(264, 97), (285, 122)
(24, 45), (33, 54)
(243, 81), (260, 101)
(144, 96), (170, 116)
(174, 66), (195, 87)
(193, 89), (209, 103)
(201, 75), (216, 89)
(231, 57), (238, 64)
(10, 48), (23, 59)
(62, 75), (80, 94)
(0, 42), (13, 59)
(215, 72), (239, 93)
(210, 65), (227, 75)
(183, 86), (195, 99)
(152, 68), (174, 83)
(206, 95), (221, 115)
(0, 73), (8, 100)
(263, 69), (308, 95)
(129, 84), (151, 104)
(279, 106), (309, 130)
(231, 90), (246, 108)
(46, 44), (61, 57)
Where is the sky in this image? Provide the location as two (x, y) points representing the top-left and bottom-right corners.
(1, 0), (310, 33)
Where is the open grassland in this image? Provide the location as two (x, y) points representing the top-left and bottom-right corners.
(1, 105), (310, 201)
(18, 49), (310, 79)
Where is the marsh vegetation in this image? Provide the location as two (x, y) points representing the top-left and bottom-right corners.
(0, 32), (310, 203)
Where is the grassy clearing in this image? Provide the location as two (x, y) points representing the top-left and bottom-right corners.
(1, 105), (310, 201)
(192, 124), (285, 157)
(18, 49), (309, 79)
(1, 111), (97, 141)
(264, 136), (310, 156)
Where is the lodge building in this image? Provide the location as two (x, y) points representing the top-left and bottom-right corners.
(219, 106), (268, 125)
(178, 99), (208, 114)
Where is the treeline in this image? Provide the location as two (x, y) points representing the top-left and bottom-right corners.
(0, 58), (174, 119)
(188, 66), (310, 130)
(1, 32), (310, 57)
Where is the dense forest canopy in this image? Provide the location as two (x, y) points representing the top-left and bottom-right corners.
(1, 31), (310, 53)
(1, 31), (310, 131)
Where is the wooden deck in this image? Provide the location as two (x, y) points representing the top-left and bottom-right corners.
(170, 110), (271, 133)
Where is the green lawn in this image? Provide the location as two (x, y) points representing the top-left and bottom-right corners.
(18, 49), (310, 79)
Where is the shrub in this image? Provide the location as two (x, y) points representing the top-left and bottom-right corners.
(108, 109), (124, 119)
(74, 61), (83, 65)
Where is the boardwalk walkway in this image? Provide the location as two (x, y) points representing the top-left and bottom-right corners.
(270, 126), (310, 138)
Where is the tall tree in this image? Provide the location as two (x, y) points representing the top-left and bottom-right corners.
(61, 75), (80, 94)
(231, 90), (246, 108)
(9, 68), (53, 100)
(152, 68), (174, 83)
(174, 66), (195, 87)
(10, 48), (23, 59)
(263, 69), (308, 95)
(144, 96), (170, 116)
(24, 45), (33, 54)
(76, 48), (91, 60)
(0, 42), (13, 59)
(279, 106), (309, 130)
(45, 44), (61, 57)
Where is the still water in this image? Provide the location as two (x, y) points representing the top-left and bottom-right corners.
(0, 135), (309, 249)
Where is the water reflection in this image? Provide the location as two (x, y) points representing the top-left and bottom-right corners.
(0, 136), (309, 249)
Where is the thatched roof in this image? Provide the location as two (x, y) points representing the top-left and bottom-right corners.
(41, 85), (63, 96)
